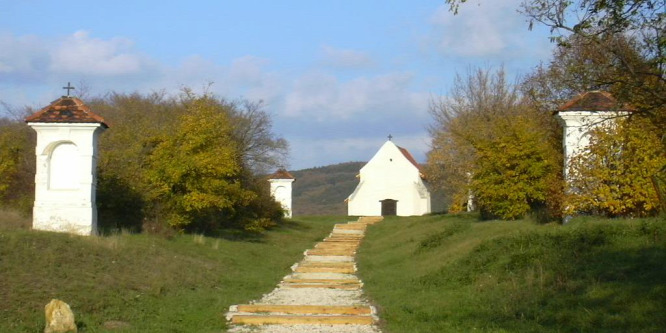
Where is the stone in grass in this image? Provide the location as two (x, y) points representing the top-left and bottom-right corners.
(44, 299), (77, 333)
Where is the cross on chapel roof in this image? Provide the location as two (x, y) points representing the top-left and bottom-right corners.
(62, 82), (75, 97)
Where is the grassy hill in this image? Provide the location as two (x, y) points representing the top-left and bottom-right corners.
(358, 214), (666, 332)
(290, 161), (365, 216)
(3, 210), (664, 332)
(0, 212), (341, 332)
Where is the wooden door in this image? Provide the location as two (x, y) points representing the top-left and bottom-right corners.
(380, 199), (397, 216)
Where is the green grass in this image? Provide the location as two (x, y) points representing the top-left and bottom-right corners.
(0, 214), (343, 332)
(358, 214), (666, 333)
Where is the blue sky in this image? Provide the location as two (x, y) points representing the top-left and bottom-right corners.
(0, 0), (554, 170)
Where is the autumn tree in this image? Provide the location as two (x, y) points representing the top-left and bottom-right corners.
(427, 68), (563, 220)
(566, 116), (665, 217)
(89, 91), (288, 233)
(144, 96), (257, 230)
(445, 0), (665, 215)
(0, 106), (35, 213)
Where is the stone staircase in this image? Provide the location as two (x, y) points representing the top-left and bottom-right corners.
(226, 216), (383, 332)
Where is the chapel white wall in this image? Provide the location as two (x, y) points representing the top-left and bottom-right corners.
(269, 178), (294, 218)
(347, 141), (431, 216)
(29, 123), (105, 235)
(555, 111), (625, 179)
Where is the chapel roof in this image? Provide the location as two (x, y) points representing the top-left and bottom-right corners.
(398, 145), (422, 172)
(25, 96), (109, 127)
(557, 91), (635, 112)
(268, 169), (295, 180)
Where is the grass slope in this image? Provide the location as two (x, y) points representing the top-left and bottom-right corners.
(0, 214), (342, 332)
(358, 214), (666, 333)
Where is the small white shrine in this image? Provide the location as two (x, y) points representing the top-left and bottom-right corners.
(347, 137), (431, 216)
(554, 91), (633, 180)
(25, 90), (108, 236)
(268, 169), (295, 218)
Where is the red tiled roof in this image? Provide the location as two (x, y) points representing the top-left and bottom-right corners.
(25, 96), (108, 127)
(557, 91), (635, 112)
(268, 169), (295, 180)
(398, 145), (424, 173)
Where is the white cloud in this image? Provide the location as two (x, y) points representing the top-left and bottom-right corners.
(283, 71), (428, 121)
(426, 0), (532, 57)
(0, 33), (50, 80)
(49, 30), (150, 76)
(320, 45), (373, 69)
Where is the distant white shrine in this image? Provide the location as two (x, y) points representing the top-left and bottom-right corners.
(268, 169), (295, 218)
(554, 91), (634, 180)
(347, 138), (431, 216)
(25, 91), (108, 236)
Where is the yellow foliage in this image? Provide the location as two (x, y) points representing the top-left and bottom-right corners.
(566, 116), (665, 217)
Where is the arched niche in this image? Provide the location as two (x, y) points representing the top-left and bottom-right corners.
(273, 185), (286, 198)
(47, 142), (80, 190)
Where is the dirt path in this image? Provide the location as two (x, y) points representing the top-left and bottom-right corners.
(226, 216), (383, 333)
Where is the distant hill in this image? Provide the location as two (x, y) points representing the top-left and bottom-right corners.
(290, 162), (365, 216)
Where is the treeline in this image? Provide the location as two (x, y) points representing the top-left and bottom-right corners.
(0, 90), (289, 234)
(428, 1), (665, 221)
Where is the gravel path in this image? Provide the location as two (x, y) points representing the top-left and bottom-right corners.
(226, 218), (383, 333)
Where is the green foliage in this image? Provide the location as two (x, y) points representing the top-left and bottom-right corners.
(358, 215), (666, 333)
(566, 116), (666, 217)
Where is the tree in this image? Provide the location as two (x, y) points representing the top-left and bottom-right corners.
(427, 67), (563, 220)
(566, 116), (665, 217)
(0, 116), (35, 213)
(144, 96), (256, 230)
(229, 100), (289, 174)
(445, 0), (665, 126)
(90, 90), (288, 233)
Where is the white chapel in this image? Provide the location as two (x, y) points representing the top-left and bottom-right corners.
(347, 138), (431, 216)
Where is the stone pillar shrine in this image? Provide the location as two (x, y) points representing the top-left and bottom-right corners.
(268, 169), (295, 218)
(554, 91), (633, 180)
(25, 91), (108, 235)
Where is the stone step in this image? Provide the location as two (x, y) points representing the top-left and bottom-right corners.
(334, 223), (367, 230)
(230, 314), (375, 325)
(328, 232), (364, 237)
(282, 278), (361, 285)
(280, 283), (361, 290)
(306, 248), (356, 256)
(235, 304), (373, 315)
(314, 243), (359, 250)
(330, 229), (365, 235)
(324, 236), (364, 242)
(303, 255), (354, 262)
(293, 266), (355, 274)
(297, 262), (355, 268)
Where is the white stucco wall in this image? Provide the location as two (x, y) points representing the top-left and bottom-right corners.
(29, 123), (106, 235)
(555, 111), (625, 179)
(347, 141), (431, 216)
(269, 178), (294, 218)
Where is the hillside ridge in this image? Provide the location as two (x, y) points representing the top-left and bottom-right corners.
(290, 162), (365, 216)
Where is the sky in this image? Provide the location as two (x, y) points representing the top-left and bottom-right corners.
(0, 0), (554, 170)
